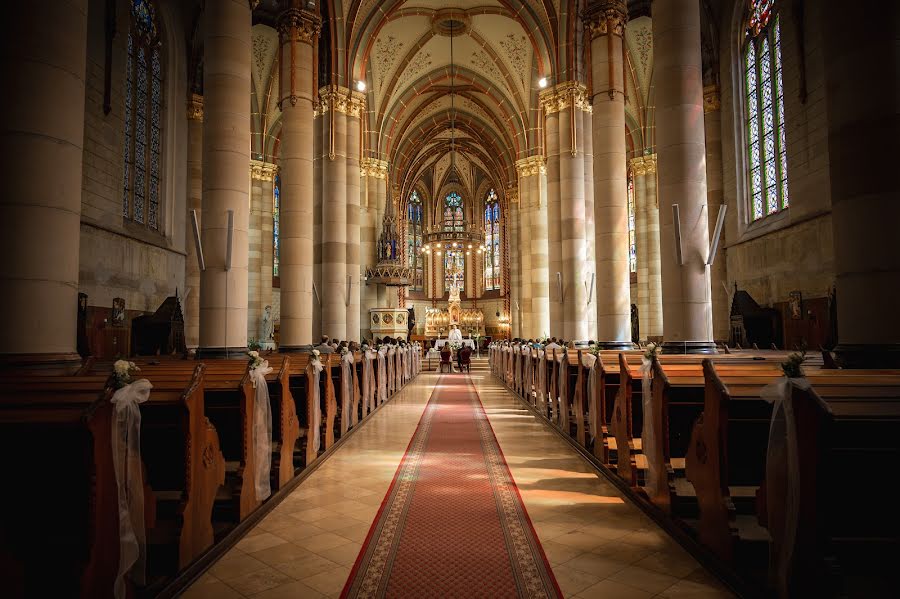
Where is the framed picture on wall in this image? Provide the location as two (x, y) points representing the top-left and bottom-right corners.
(789, 291), (802, 320)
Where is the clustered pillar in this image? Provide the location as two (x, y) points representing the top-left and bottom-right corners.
(516, 157), (549, 339)
(0, 0), (88, 371)
(652, 0), (715, 354)
(360, 158), (388, 339)
(249, 160), (277, 341)
(276, 4), (319, 350)
(631, 154), (663, 340)
(703, 85), (728, 343)
(585, 0), (632, 349)
(199, 0), (252, 357)
(184, 95), (203, 349)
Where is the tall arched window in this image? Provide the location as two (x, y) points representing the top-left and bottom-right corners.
(407, 190), (423, 290)
(483, 189), (501, 290)
(627, 174), (636, 273)
(744, 0), (788, 221)
(122, 0), (164, 230)
(443, 192), (464, 231)
(273, 174), (281, 278)
(444, 250), (465, 294)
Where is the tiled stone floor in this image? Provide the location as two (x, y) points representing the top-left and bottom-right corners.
(181, 366), (734, 598)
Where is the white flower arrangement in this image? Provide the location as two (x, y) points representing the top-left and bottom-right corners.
(311, 348), (322, 365)
(248, 350), (264, 370)
(587, 343), (601, 356)
(340, 346), (350, 356)
(113, 360), (140, 388)
(643, 342), (662, 361)
(449, 342), (462, 352)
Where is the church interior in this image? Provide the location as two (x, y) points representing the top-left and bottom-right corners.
(1, 0), (898, 597)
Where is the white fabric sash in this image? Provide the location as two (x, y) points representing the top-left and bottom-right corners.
(366, 349), (378, 414)
(639, 357), (659, 497)
(582, 353), (599, 441)
(537, 350), (547, 415)
(310, 359), (324, 454)
(761, 376), (810, 594)
(110, 379), (152, 599)
(250, 363), (274, 501)
(341, 353), (354, 432)
(377, 349), (387, 405)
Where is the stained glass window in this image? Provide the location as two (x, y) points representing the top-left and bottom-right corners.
(273, 174), (281, 278)
(444, 250), (465, 294)
(443, 192), (464, 231)
(483, 189), (501, 290)
(627, 175), (636, 273)
(122, 1), (163, 230)
(744, 0), (788, 221)
(406, 191), (423, 290)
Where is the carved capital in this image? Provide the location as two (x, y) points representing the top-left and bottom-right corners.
(250, 159), (279, 181)
(276, 8), (321, 45)
(361, 158), (389, 179)
(515, 156), (546, 178)
(505, 186), (519, 204)
(703, 85), (721, 113)
(315, 85), (367, 118)
(539, 81), (591, 115)
(187, 94), (203, 121)
(629, 153), (657, 176)
(583, 0), (628, 39)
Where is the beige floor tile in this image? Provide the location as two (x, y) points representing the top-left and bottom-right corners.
(552, 530), (609, 552)
(223, 566), (295, 596)
(180, 580), (244, 599)
(292, 531), (354, 552)
(272, 522), (328, 543)
(634, 550), (700, 579)
(540, 540), (586, 566)
(271, 552), (341, 581)
(313, 541), (363, 566)
(561, 552), (630, 578)
(234, 532), (288, 554)
(576, 578), (655, 599)
(657, 578), (736, 598)
(247, 541), (314, 567)
(608, 564), (680, 594)
(209, 553), (269, 581)
(551, 563), (603, 597)
(300, 565), (352, 595)
(249, 579), (327, 599)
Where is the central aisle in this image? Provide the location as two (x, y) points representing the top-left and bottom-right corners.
(183, 367), (733, 599)
(342, 375), (560, 598)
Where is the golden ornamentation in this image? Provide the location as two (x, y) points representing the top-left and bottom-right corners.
(515, 156), (546, 178)
(583, 0), (628, 39)
(250, 159), (278, 181)
(186, 94), (203, 121)
(630, 153), (657, 176)
(704, 85), (721, 113)
(506, 186), (519, 204)
(539, 81), (592, 114)
(315, 85), (367, 118)
(276, 8), (320, 44)
(361, 158), (389, 179)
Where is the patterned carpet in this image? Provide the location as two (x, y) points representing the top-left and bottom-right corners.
(342, 374), (562, 599)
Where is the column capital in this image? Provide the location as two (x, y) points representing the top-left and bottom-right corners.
(250, 159), (279, 181)
(361, 158), (389, 179)
(539, 81), (592, 114)
(629, 153), (657, 175)
(276, 8), (321, 44)
(315, 85), (367, 118)
(187, 93), (203, 121)
(505, 185), (519, 204)
(583, 0), (628, 39)
(515, 155), (546, 178)
(703, 85), (721, 113)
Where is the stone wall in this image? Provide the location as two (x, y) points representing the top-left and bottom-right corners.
(718, 0), (834, 309)
(78, 0), (188, 315)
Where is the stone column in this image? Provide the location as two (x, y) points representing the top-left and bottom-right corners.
(586, 1), (632, 349)
(644, 155), (664, 338)
(250, 160), (277, 341)
(519, 157), (550, 338)
(276, 5), (319, 349)
(346, 92), (365, 342)
(583, 108), (598, 340)
(0, 0), (87, 371)
(652, 0), (714, 354)
(184, 95), (203, 350)
(317, 86), (349, 341)
(360, 158), (387, 337)
(515, 161), (534, 337)
(823, 0), (900, 368)
(508, 199), (521, 338)
(199, 0), (252, 357)
(703, 85), (728, 343)
(541, 98), (563, 337)
(632, 157), (650, 340)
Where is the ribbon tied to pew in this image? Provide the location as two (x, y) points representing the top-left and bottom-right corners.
(640, 357), (661, 498)
(110, 378), (152, 599)
(341, 352), (354, 431)
(760, 375), (811, 594)
(311, 357), (324, 455)
(250, 361), (274, 501)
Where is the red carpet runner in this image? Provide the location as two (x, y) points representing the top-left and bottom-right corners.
(342, 375), (561, 598)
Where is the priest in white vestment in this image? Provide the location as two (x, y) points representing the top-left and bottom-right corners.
(448, 326), (463, 343)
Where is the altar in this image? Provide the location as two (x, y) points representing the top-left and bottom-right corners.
(434, 338), (476, 350)
(422, 261), (484, 338)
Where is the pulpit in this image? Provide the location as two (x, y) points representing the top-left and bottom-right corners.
(130, 295), (186, 356)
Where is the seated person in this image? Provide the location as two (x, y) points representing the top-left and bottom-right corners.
(458, 346), (472, 370)
(440, 344), (452, 362)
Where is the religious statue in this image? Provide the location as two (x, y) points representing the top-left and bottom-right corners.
(261, 305), (275, 348)
(408, 307), (416, 334)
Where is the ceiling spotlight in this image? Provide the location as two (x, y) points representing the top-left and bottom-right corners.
(468, 244), (472, 249)
(538, 77), (548, 89)
(356, 80), (367, 92)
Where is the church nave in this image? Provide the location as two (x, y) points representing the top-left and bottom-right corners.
(183, 367), (732, 599)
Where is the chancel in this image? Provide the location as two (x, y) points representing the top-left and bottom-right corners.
(1, 0), (898, 598)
